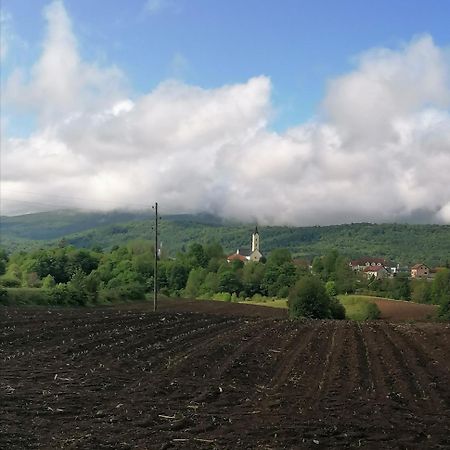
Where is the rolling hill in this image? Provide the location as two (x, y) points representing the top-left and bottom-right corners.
(1, 210), (449, 266)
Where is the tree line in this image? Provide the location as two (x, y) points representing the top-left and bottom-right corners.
(0, 242), (449, 320)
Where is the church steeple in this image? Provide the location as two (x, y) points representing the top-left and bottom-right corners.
(251, 226), (260, 252)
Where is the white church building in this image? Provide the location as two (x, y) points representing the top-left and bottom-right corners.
(227, 226), (263, 263)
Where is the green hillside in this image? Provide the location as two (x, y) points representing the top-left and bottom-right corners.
(1, 210), (449, 266)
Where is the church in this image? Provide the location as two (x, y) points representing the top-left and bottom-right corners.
(227, 226), (263, 263)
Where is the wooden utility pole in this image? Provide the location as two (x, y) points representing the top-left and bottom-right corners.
(153, 202), (158, 312)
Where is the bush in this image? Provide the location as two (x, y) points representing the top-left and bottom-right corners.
(0, 276), (21, 288)
(212, 292), (231, 302)
(289, 276), (344, 319)
(4, 288), (51, 306)
(99, 283), (146, 304)
(366, 302), (381, 320)
(0, 287), (8, 303)
(438, 297), (450, 320)
(329, 296), (346, 319)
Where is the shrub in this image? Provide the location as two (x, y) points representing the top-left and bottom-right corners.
(0, 276), (21, 288)
(212, 292), (231, 302)
(42, 275), (56, 289)
(0, 287), (8, 304)
(329, 296), (346, 320)
(366, 302), (381, 320)
(325, 281), (337, 297)
(5, 288), (51, 306)
(289, 277), (332, 319)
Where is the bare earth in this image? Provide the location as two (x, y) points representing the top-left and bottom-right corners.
(1, 299), (449, 449)
(369, 298), (438, 321)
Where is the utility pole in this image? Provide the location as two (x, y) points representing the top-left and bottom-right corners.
(153, 202), (158, 312)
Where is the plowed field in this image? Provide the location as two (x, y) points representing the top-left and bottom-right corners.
(1, 301), (450, 449)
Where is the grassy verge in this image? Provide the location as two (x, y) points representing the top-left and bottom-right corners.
(338, 295), (381, 321)
(0, 287), (51, 306)
(240, 299), (288, 309)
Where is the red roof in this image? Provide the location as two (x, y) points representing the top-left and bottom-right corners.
(351, 257), (388, 265)
(363, 266), (386, 273)
(227, 253), (247, 262)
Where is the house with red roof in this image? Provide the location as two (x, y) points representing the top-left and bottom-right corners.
(363, 265), (389, 279)
(349, 257), (390, 271)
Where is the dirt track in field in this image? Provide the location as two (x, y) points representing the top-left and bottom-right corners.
(1, 300), (449, 449)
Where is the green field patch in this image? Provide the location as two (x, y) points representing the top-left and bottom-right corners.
(338, 295), (381, 321)
(240, 298), (288, 309)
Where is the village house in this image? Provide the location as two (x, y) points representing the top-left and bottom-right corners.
(363, 265), (389, 279)
(227, 227), (263, 263)
(349, 257), (390, 271)
(410, 263), (430, 279)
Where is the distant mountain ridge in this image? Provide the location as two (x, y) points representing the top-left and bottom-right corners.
(1, 210), (449, 266)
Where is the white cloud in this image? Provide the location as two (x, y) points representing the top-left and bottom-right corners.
(4, 0), (125, 123)
(2, 2), (450, 225)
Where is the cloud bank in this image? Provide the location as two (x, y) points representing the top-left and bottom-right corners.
(2, 1), (450, 225)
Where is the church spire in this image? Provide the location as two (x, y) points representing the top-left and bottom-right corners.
(251, 226), (260, 252)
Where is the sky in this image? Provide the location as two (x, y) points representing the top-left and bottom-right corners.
(1, 0), (450, 225)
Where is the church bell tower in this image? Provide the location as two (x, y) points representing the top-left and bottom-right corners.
(251, 226), (260, 252)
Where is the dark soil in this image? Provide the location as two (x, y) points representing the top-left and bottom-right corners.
(1, 299), (449, 449)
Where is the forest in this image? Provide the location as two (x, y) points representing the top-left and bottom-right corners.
(1, 210), (450, 266)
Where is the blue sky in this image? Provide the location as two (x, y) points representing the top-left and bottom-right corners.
(3, 0), (450, 131)
(1, 0), (450, 224)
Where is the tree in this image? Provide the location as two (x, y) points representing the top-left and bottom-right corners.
(200, 272), (219, 295)
(204, 242), (225, 260)
(389, 275), (411, 300)
(432, 269), (450, 319)
(334, 257), (355, 293)
(42, 275), (56, 289)
(325, 281), (337, 297)
(168, 263), (189, 293)
(288, 276), (344, 319)
(242, 262), (265, 297)
(184, 268), (207, 298)
(411, 280), (432, 304)
(311, 256), (324, 277)
(187, 243), (208, 268)
(266, 248), (292, 266)
(218, 271), (242, 294)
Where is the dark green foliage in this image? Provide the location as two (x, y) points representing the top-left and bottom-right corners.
(218, 271), (242, 294)
(1, 288), (51, 306)
(168, 263), (189, 292)
(241, 262), (265, 297)
(187, 243), (208, 268)
(411, 280), (433, 304)
(389, 275), (411, 300)
(2, 212), (450, 267)
(329, 296), (346, 320)
(0, 287), (8, 302)
(434, 269), (450, 320)
(0, 260), (6, 276)
(366, 303), (381, 320)
(184, 268), (207, 298)
(288, 276), (344, 319)
(0, 276), (21, 287)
